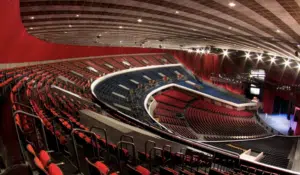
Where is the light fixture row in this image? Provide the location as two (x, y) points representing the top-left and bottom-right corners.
(187, 49), (300, 69)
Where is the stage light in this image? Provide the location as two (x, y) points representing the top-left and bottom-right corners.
(187, 49), (193, 53)
(206, 49), (210, 54)
(200, 49), (205, 54)
(196, 49), (200, 53)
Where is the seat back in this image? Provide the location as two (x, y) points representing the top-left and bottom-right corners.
(34, 157), (48, 175)
(39, 150), (51, 167)
(48, 163), (63, 175)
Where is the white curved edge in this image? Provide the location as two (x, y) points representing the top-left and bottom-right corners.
(91, 63), (182, 133)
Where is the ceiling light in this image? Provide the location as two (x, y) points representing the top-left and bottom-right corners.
(257, 54), (263, 61)
(284, 59), (291, 67)
(137, 18), (142, 23)
(228, 27), (232, 30)
(64, 31), (68, 34)
(120, 40), (123, 43)
(223, 50), (228, 56)
(69, 24), (72, 28)
(30, 16), (35, 20)
(98, 34), (102, 36)
(175, 11), (179, 14)
(29, 27), (33, 30)
(270, 56), (277, 63)
(276, 29), (281, 33)
(245, 52), (250, 58)
(76, 14), (80, 17)
(229, 2), (236, 7)
(119, 26), (123, 29)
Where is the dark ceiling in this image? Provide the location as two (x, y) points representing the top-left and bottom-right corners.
(20, 0), (300, 61)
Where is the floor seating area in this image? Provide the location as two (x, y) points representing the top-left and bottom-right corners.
(190, 100), (253, 118)
(0, 53), (296, 175)
(153, 89), (198, 139)
(185, 107), (269, 139)
(152, 88), (266, 140)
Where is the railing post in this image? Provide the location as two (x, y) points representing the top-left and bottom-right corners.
(12, 110), (49, 161)
(71, 128), (98, 174)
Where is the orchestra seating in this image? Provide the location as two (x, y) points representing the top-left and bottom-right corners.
(191, 99), (253, 118)
(185, 107), (269, 139)
(0, 53), (295, 175)
(152, 88), (265, 140)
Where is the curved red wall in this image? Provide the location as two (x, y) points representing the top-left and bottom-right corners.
(0, 0), (165, 63)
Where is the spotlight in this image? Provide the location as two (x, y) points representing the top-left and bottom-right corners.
(196, 49), (200, 53)
(200, 49), (205, 54)
(137, 18), (142, 23)
(187, 49), (193, 53)
(206, 50), (210, 54)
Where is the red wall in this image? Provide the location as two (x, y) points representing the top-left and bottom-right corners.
(0, 0), (165, 64)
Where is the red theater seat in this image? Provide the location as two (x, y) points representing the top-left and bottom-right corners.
(48, 163), (64, 175)
(39, 150), (51, 167)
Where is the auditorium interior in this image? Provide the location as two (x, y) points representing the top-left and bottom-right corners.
(1, 0), (300, 175)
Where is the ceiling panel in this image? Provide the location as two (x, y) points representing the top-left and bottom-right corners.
(20, 0), (300, 60)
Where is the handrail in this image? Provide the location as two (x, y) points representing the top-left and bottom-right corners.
(90, 126), (108, 152)
(116, 141), (136, 172)
(12, 110), (49, 162)
(162, 145), (172, 159)
(120, 135), (134, 143)
(144, 140), (156, 156)
(149, 147), (163, 171)
(12, 102), (34, 113)
(71, 128), (98, 173)
(50, 116), (73, 153)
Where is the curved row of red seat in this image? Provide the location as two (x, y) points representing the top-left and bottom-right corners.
(185, 107), (268, 137)
(191, 100), (253, 118)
